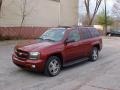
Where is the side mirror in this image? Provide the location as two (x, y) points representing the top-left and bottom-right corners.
(65, 39), (75, 44)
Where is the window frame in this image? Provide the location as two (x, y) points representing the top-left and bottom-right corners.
(79, 28), (92, 40)
(67, 30), (81, 42)
(89, 28), (100, 38)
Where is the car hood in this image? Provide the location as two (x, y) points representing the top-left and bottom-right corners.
(15, 40), (55, 52)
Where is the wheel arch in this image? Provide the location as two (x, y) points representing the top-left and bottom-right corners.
(47, 52), (64, 66)
(93, 44), (100, 51)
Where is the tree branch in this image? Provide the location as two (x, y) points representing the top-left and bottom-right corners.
(84, 0), (102, 26)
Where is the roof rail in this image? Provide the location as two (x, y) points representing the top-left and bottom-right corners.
(58, 26), (72, 28)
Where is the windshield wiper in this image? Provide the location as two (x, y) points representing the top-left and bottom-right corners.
(36, 37), (44, 40)
(36, 38), (56, 42)
(44, 39), (56, 42)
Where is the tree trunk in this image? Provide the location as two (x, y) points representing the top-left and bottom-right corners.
(0, 0), (2, 12)
(84, 0), (102, 26)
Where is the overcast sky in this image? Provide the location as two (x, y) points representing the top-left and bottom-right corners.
(101, 0), (114, 11)
(79, 0), (114, 15)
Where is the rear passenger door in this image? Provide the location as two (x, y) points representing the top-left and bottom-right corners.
(79, 28), (92, 57)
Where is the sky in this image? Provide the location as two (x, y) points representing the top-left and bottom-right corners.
(79, 0), (114, 15)
(101, 0), (114, 12)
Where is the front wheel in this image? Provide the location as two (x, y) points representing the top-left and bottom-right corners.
(44, 56), (61, 77)
(90, 47), (99, 61)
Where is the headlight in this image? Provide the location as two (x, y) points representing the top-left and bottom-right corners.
(29, 52), (40, 60)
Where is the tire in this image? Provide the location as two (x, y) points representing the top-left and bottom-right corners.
(90, 47), (99, 61)
(108, 33), (112, 37)
(44, 56), (61, 77)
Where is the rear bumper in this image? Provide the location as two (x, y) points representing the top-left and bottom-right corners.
(12, 54), (45, 72)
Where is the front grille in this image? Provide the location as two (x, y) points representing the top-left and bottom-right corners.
(15, 49), (29, 60)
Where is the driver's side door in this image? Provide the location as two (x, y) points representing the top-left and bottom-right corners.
(64, 30), (83, 63)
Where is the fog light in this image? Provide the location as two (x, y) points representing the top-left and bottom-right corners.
(32, 65), (36, 68)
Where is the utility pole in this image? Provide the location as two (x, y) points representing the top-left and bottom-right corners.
(104, 0), (107, 35)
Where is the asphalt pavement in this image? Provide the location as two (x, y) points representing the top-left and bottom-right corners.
(0, 37), (120, 90)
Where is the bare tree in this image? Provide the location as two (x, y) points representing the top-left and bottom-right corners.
(21, 0), (27, 26)
(20, 0), (38, 26)
(0, 0), (2, 12)
(18, 0), (27, 38)
(0, 0), (2, 9)
(112, 0), (120, 18)
(84, 0), (102, 26)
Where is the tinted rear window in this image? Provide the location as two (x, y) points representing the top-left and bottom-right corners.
(89, 28), (100, 37)
(78, 27), (100, 39)
(79, 28), (92, 39)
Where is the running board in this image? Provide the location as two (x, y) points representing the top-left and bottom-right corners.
(63, 57), (89, 67)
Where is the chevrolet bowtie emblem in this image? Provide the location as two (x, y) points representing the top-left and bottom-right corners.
(19, 53), (23, 55)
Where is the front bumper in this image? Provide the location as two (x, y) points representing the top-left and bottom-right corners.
(12, 54), (45, 72)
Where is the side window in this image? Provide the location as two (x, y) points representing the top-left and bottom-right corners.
(68, 30), (80, 42)
(90, 29), (100, 37)
(80, 29), (91, 39)
(94, 29), (100, 37)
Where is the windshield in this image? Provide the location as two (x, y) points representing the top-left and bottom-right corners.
(39, 28), (66, 42)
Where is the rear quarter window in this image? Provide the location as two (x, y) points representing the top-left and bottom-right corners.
(90, 28), (100, 37)
(79, 28), (92, 39)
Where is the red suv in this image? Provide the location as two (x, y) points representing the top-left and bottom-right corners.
(12, 27), (102, 76)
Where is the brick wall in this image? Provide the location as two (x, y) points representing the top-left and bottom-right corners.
(0, 27), (48, 39)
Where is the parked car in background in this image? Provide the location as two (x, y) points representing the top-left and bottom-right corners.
(12, 27), (102, 77)
(107, 29), (120, 36)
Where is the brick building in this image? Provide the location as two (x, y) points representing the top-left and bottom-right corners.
(0, 0), (78, 39)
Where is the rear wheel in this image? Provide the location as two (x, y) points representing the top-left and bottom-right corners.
(44, 56), (61, 77)
(108, 33), (112, 37)
(90, 47), (99, 61)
